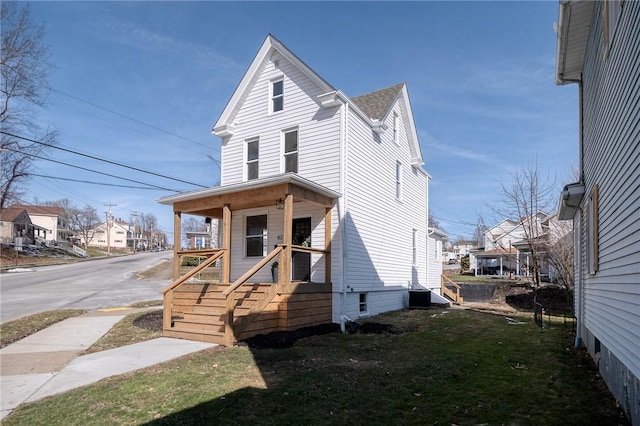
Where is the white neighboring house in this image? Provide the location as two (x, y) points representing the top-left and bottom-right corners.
(12, 205), (73, 246)
(158, 34), (445, 331)
(473, 213), (547, 276)
(555, 1), (639, 423)
(427, 228), (447, 289)
(82, 220), (130, 251)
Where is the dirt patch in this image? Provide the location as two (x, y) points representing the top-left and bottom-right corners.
(463, 283), (572, 317)
(242, 323), (340, 349)
(131, 310), (164, 332)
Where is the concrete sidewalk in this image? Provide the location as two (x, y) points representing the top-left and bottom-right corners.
(0, 308), (214, 420)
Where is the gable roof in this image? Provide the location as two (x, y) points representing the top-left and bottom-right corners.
(11, 204), (64, 217)
(213, 34), (334, 135)
(352, 83), (404, 121)
(211, 34), (425, 168)
(0, 207), (30, 223)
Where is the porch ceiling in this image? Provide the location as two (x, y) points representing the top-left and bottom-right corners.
(157, 173), (340, 217)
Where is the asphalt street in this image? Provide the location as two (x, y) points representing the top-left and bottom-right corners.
(0, 251), (171, 323)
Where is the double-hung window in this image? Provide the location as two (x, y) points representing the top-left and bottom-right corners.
(284, 129), (298, 173)
(395, 161), (402, 200)
(246, 214), (267, 257)
(246, 138), (259, 180)
(272, 79), (283, 113)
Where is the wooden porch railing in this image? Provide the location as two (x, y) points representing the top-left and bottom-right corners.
(162, 249), (226, 331)
(222, 246), (284, 346)
(441, 275), (464, 304)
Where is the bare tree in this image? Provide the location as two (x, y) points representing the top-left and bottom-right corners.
(68, 204), (100, 248)
(497, 161), (556, 286)
(1, 3), (57, 209)
(545, 216), (575, 313)
(139, 212), (159, 249)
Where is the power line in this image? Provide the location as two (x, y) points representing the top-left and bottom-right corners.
(1, 130), (207, 188)
(28, 174), (173, 190)
(51, 88), (221, 159)
(2, 145), (180, 192)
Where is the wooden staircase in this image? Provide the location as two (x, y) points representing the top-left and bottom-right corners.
(162, 246), (332, 346)
(164, 282), (280, 345)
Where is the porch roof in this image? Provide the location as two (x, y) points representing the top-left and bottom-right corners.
(474, 247), (517, 258)
(157, 173), (341, 217)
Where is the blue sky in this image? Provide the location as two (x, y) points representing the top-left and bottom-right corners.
(26, 1), (578, 241)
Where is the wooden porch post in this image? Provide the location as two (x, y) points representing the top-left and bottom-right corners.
(324, 207), (332, 285)
(280, 193), (293, 286)
(222, 204), (231, 283)
(172, 211), (181, 281)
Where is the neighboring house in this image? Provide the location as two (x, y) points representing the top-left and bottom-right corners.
(428, 228), (447, 288)
(0, 207), (40, 244)
(472, 212), (549, 277)
(11, 205), (74, 246)
(186, 231), (213, 249)
(555, 1), (639, 423)
(452, 240), (475, 260)
(157, 34), (444, 346)
(83, 220), (131, 251)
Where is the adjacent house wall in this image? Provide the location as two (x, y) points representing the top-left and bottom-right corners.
(575, 2), (640, 423)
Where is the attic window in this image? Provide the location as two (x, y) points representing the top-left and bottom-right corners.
(271, 78), (284, 113)
(393, 112), (399, 144)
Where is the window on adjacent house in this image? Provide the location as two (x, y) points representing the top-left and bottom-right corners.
(586, 185), (599, 274)
(393, 112), (399, 144)
(395, 161), (402, 200)
(246, 214), (267, 257)
(246, 138), (259, 180)
(272, 78), (284, 113)
(284, 129), (298, 173)
(359, 293), (368, 314)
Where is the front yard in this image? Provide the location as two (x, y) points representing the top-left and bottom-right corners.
(3, 308), (628, 425)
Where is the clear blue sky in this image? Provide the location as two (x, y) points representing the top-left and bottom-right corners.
(26, 1), (578, 241)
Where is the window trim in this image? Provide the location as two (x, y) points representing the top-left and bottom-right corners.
(412, 228), (418, 266)
(245, 137), (260, 181)
(245, 213), (268, 258)
(359, 293), (368, 316)
(393, 111), (399, 145)
(282, 127), (299, 173)
(586, 185), (599, 274)
(270, 77), (284, 114)
(395, 161), (403, 200)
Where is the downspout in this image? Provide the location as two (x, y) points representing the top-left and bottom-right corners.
(575, 79), (585, 348)
(339, 98), (349, 332)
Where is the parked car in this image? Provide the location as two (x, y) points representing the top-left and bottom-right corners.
(448, 259), (457, 264)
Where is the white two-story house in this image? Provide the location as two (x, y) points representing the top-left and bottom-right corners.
(158, 34), (440, 346)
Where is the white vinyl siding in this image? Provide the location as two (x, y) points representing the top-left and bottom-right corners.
(220, 55), (340, 191)
(344, 100), (428, 309)
(578, 0), (640, 393)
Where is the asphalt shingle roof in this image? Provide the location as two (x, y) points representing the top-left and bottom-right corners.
(351, 83), (404, 120)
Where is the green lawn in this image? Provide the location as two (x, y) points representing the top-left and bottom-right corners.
(3, 309), (628, 425)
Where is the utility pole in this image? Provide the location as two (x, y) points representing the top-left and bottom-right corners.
(104, 203), (117, 254)
(131, 211), (138, 253)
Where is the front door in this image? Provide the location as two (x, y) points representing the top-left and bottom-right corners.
(292, 217), (311, 281)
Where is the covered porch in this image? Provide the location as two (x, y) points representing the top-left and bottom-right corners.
(157, 174), (340, 346)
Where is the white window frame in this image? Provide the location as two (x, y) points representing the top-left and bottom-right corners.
(359, 293), (368, 316)
(270, 77), (284, 114)
(412, 229), (417, 266)
(393, 112), (399, 145)
(395, 161), (403, 200)
(245, 213), (268, 258)
(245, 137), (259, 181)
(282, 128), (299, 173)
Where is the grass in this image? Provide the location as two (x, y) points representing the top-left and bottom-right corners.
(0, 309), (87, 348)
(3, 309), (629, 425)
(448, 273), (531, 284)
(85, 309), (163, 354)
